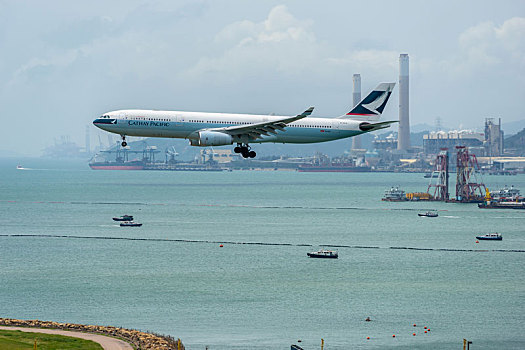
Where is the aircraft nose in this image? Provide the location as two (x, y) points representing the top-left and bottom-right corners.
(93, 118), (103, 128)
(93, 117), (116, 127)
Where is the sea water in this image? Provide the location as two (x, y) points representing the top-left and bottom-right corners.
(0, 158), (524, 349)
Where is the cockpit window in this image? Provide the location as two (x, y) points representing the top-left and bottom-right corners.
(99, 115), (110, 118)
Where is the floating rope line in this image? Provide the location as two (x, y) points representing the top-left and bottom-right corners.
(2, 234), (524, 253)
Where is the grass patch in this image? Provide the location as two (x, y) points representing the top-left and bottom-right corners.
(0, 329), (103, 349)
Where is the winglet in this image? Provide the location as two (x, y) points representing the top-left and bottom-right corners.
(299, 106), (314, 118)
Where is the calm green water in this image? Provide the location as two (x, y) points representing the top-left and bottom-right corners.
(1, 158), (524, 349)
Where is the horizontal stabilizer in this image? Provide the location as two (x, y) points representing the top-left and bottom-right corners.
(359, 120), (399, 132)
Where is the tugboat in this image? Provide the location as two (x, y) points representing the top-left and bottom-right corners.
(476, 233), (502, 241)
(418, 211), (438, 217)
(120, 221), (142, 227)
(113, 215), (134, 221)
(307, 249), (338, 259)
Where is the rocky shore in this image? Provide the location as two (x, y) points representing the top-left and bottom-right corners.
(0, 318), (184, 350)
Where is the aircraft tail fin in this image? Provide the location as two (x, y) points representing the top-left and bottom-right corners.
(339, 82), (396, 121)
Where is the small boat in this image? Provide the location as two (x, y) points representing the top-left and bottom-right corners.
(307, 249), (338, 259)
(113, 215), (134, 221)
(418, 211), (438, 217)
(16, 164), (23, 169)
(476, 233), (502, 240)
(424, 171), (439, 178)
(120, 221), (142, 227)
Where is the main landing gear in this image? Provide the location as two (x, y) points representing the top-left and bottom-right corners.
(120, 135), (127, 147)
(234, 143), (256, 158)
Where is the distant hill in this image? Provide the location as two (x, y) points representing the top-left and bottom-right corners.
(410, 123), (437, 133)
(503, 120), (525, 136)
(504, 128), (525, 155)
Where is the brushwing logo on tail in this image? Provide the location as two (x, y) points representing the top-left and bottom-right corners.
(360, 91), (389, 115)
(346, 83), (395, 116)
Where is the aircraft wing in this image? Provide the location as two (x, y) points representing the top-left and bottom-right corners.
(207, 107), (314, 140)
(359, 120), (399, 132)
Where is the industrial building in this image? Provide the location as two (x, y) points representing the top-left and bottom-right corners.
(423, 118), (504, 158)
(484, 118), (504, 157)
(423, 130), (484, 155)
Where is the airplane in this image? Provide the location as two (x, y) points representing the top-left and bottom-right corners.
(93, 82), (396, 158)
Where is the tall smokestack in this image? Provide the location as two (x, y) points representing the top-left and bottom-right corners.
(397, 53), (410, 150)
(352, 74), (362, 149)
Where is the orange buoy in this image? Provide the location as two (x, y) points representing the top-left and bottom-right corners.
(427, 329), (430, 332)
(392, 334), (396, 338)
(424, 326), (427, 329)
(413, 333), (416, 336)
(475, 240), (479, 243)
(366, 337), (370, 340)
(413, 324), (417, 327)
(219, 244), (224, 247)
(424, 330), (427, 333)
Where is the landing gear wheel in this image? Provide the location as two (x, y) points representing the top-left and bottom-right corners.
(236, 143), (255, 158)
(121, 141), (127, 147)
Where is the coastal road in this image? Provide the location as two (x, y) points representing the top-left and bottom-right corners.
(0, 326), (133, 350)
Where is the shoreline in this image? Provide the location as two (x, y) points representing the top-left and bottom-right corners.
(0, 318), (184, 350)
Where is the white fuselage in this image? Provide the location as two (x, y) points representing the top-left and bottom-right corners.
(94, 109), (366, 144)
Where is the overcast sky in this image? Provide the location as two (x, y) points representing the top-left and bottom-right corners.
(0, 0), (524, 155)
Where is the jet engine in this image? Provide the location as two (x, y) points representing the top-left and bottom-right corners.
(190, 131), (233, 146)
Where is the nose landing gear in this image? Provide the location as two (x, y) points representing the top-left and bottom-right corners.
(120, 135), (127, 147)
(234, 143), (256, 158)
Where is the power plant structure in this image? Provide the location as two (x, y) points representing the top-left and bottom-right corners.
(484, 118), (504, 157)
(351, 74), (362, 150)
(397, 53), (410, 151)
